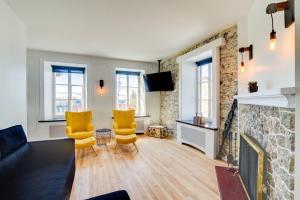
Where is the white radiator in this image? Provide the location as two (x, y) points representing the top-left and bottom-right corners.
(181, 126), (206, 152)
(176, 122), (218, 159)
(49, 125), (66, 138)
(135, 117), (150, 133)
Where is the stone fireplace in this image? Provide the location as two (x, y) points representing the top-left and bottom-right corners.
(239, 104), (295, 200)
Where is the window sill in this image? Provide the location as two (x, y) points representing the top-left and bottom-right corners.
(111, 115), (151, 119)
(38, 119), (66, 123)
(176, 120), (218, 131)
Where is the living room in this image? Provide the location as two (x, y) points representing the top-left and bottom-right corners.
(0, 0), (300, 200)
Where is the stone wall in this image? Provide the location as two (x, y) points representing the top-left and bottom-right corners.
(239, 104), (295, 200)
(160, 26), (238, 153)
(159, 57), (179, 132)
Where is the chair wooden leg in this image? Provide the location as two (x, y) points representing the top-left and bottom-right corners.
(133, 142), (139, 152)
(91, 146), (98, 156)
(114, 143), (121, 153)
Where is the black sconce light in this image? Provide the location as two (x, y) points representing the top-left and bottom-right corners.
(99, 80), (104, 90)
(266, 0), (294, 50)
(239, 45), (253, 72)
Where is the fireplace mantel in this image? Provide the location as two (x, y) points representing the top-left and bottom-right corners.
(234, 87), (296, 108)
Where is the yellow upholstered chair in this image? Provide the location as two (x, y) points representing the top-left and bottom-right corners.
(113, 110), (138, 152)
(65, 111), (97, 155)
(113, 110), (136, 135)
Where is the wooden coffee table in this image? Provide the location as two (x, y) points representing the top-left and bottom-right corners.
(146, 125), (169, 139)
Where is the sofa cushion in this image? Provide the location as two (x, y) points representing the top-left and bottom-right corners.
(0, 144), (29, 180)
(0, 139), (75, 200)
(0, 125), (27, 160)
(114, 128), (136, 135)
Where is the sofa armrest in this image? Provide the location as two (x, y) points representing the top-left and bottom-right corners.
(87, 190), (130, 200)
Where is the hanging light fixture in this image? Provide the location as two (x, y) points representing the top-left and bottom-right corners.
(239, 45), (253, 73)
(269, 14), (277, 50)
(240, 53), (245, 72)
(98, 80), (104, 94)
(266, 0), (294, 50)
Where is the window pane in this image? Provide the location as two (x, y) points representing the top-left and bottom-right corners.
(117, 75), (127, 86)
(118, 86), (127, 96)
(115, 70), (144, 115)
(201, 100), (209, 118)
(129, 88), (139, 112)
(72, 86), (83, 100)
(71, 99), (83, 112)
(71, 73), (83, 85)
(117, 86), (127, 110)
(56, 85), (68, 100)
(201, 65), (209, 81)
(129, 75), (138, 87)
(201, 81), (209, 100)
(55, 72), (68, 84)
(117, 97), (127, 110)
(55, 100), (68, 116)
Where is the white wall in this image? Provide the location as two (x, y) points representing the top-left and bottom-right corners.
(27, 49), (160, 140)
(295, 0), (299, 198)
(0, 0), (27, 131)
(238, 0), (295, 94)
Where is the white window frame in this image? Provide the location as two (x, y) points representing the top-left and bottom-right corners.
(52, 69), (86, 119)
(115, 69), (145, 116)
(197, 62), (213, 122)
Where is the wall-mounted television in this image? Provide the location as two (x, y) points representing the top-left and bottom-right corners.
(143, 71), (174, 92)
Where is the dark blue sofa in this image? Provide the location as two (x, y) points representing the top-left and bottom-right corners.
(0, 125), (131, 200)
(0, 125), (75, 200)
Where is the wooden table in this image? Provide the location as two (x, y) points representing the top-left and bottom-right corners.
(146, 125), (169, 139)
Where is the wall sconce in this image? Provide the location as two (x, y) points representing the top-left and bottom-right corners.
(239, 45), (253, 72)
(266, 0), (294, 50)
(99, 80), (104, 91)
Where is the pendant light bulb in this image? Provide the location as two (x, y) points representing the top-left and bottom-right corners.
(241, 60), (245, 72)
(269, 30), (276, 50)
(269, 13), (276, 51)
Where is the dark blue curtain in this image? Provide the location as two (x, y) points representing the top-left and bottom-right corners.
(116, 70), (140, 76)
(52, 65), (85, 74)
(195, 57), (212, 67)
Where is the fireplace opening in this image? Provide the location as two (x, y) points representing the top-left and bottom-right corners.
(239, 134), (265, 200)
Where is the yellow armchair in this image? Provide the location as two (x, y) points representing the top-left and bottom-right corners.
(65, 111), (94, 139)
(65, 111), (97, 154)
(113, 110), (138, 152)
(113, 110), (136, 135)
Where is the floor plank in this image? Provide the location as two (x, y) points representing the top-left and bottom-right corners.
(70, 135), (225, 200)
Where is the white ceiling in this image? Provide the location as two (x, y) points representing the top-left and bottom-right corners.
(5, 0), (254, 62)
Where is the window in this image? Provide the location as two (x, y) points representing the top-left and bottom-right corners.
(115, 70), (145, 115)
(196, 58), (213, 121)
(52, 66), (86, 118)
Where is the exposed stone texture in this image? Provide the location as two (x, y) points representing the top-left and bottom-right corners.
(160, 57), (179, 133)
(239, 104), (295, 200)
(160, 26), (238, 145)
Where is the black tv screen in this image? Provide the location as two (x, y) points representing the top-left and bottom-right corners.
(143, 71), (174, 92)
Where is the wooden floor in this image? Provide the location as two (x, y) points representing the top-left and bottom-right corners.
(70, 135), (225, 200)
